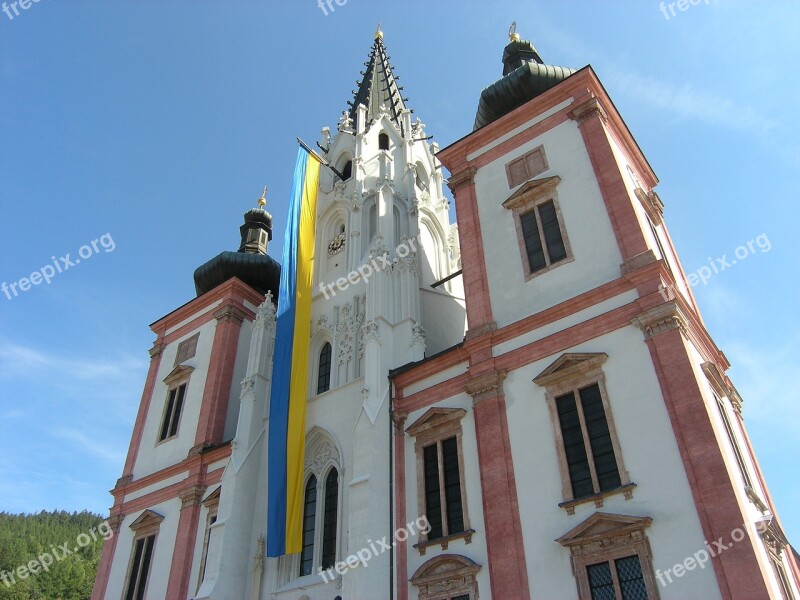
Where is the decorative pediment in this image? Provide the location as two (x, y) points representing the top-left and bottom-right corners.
(533, 353), (608, 388)
(502, 175), (561, 211)
(556, 512), (652, 549)
(163, 365), (194, 386)
(405, 407), (466, 437)
(202, 486), (221, 508)
(411, 554), (481, 599)
(129, 509), (165, 532)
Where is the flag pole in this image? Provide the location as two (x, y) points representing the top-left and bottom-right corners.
(296, 137), (346, 180)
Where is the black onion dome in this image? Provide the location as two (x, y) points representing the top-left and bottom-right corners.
(193, 251), (280, 297)
(474, 38), (576, 130)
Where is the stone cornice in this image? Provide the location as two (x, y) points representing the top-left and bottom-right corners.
(464, 369), (507, 404)
(630, 301), (689, 340)
(148, 342), (166, 359)
(446, 167), (478, 194)
(178, 484), (207, 509)
(568, 96), (609, 126)
(213, 304), (248, 324)
(502, 176), (562, 211)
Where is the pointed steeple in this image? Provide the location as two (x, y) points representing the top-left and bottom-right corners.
(347, 25), (409, 132)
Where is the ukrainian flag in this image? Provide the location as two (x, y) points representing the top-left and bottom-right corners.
(267, 146), (321, 557)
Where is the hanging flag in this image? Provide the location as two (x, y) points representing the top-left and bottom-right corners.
(267, 146), (321, 557)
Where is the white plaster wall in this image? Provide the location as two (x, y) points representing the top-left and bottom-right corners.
(223, 319), (253, 442)
(505, 326), (722, 600)
(474, 118), (623, 330)
(104, 499), (181, 600)
(134, 319), (217, 477)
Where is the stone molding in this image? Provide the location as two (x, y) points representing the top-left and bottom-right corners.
(213, 305), (248, 324)
(630, 301), (689, 340)
(568, 96), (609, 126)
(464, 369), (507, 404)
(446, 167), (478, 194)
(178, 484), (207, 509)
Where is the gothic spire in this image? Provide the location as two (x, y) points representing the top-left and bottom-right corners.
(347, 25), (409, 131)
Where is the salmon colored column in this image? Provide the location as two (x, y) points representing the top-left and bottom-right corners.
(90, 513), (125, 600)
(392, 411), (409, 600)
(165, 485), (206, 600)
(122, 341), (166, 478)
(192, 304), (247, 453)
(570, 96), (648, 262)
(447, 168), (495, 338)
(634, 304), (770, 600)
(465, 369), (531, 600)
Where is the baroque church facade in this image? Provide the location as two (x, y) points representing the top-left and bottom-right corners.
(92, 27), (800, 600)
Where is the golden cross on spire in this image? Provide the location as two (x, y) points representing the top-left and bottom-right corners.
(258, 186), (268, 208)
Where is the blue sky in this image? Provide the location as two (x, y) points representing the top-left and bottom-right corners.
(1, 0), (798, 545)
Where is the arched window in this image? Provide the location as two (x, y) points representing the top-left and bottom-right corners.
(342, 160), (353, 181)
(379, 132), (390, 150)
(299, 475), (317, 576)
(321, 468), (339, 569)
(317, 343), (332, 394)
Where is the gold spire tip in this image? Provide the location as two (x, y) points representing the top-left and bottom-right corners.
(509, 21), (520, 42)
(375, 22), (383, 40)
(258, 186), (267, 208)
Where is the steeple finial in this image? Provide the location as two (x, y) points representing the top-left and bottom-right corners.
(509, 21), (520, 43)
(257, 186), (267, 208)
(375, 22), (383, 41)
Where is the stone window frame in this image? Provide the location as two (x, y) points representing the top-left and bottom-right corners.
(502, 175), (573, 281)
(174, 333), (200, 366)
(533, 353), (634, 514)
(123, 510), (164, 600)
(155, 365), (194, 445)
(406, 408), (474, 555)
(506, 144), (549, 188)
(759, 516), (797, 599)
(557, 512), (660, 600)
(410, 553), (481, 600)
(196, 487), (221, 593)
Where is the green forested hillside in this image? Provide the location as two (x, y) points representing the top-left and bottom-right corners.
(0, 511), (106, 600)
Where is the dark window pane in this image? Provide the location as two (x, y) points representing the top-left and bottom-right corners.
(521, 210), (546, 273)
(299, 475), (317, 576)
(321, 469), (339, 569)
(580, 384), (621, 492)
(169, 384), (185, 438)
(587, 561), (616, 600)
(160, 390), (176, 441)
(342, 161), (353, 180)
(441, 437), (464, 534)
(317, 343), (332, 394)
(423, 444), (443, 540)
(451, 596), (471, 600)
(537, 200), (567, 263)
(379, 133), (390, 150)
(616, 555), (648, 600)
(135, 536), (155, 600)
(556, 392), (594, 498)
(124, 538), (145, 600)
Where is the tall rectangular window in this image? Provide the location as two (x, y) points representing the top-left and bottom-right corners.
(299, 475), (317, 576)
(124, 534), (156, 600)
(556, 384), (621, 499)
(159, 383), (186, 442)
(422, 436), (465, 540)
(520, 199), (567, 274)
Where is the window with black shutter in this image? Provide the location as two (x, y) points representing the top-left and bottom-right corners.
(520, 199), (567, 274)
(422, 436), (465, 540)
(587, 555), (648, 600)
(321, 468), (338, 569)
(159, 383), (186, 442)
(555, 384), (621, 499)
(317, 343), (332, 394)
(299, 476), (317, 576)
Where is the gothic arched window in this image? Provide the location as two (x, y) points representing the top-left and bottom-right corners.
(317, 343), (332, 394)
(379, 132), (390, 150)
(321, 468), (339, 569)
(342, 160), (353, 181)
(299, 475), (317, 576)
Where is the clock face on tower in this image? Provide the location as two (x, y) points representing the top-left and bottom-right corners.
(328, 232), (346, 255)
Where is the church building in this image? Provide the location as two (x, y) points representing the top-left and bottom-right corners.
(91, 26), (800, 600)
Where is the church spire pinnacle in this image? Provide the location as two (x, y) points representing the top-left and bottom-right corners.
(347, 26), (408, 132)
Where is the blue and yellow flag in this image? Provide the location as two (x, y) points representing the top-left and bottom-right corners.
(267, 146), (321, 557)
